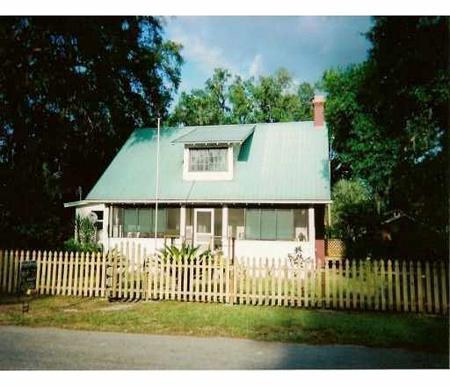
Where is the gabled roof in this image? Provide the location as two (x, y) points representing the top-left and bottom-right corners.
(172, 124), (255, 145)
(84, 121), (331, 203)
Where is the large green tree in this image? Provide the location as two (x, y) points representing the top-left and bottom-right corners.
(323, 16), (449, 258)
(169, 68), (314, 126)
(0, 16), (183, 248)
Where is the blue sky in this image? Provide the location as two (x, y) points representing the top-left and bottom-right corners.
(164, 16), (373, 95)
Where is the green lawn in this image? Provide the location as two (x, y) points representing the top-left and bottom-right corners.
(0, 295), (448, 353)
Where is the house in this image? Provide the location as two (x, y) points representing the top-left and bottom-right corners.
(64, 96), (331, 265)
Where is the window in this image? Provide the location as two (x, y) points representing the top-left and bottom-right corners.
(245, 209), (295, 240)
(188, 147), (228, 172)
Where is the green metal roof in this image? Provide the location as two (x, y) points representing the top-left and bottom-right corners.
(85, 121), (331, 203)
(172, 124), (255, 145)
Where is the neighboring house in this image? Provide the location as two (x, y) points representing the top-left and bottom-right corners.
(64, 96), (331, 265)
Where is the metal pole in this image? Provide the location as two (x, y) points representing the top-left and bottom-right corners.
(154, 117), (161, 253)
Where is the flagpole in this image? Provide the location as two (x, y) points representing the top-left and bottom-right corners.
(154, 117), (161, 253)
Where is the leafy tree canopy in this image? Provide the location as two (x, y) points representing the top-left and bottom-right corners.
(0, 16), (183, 248)
(328, 179), (380, 258)
(168, 68), (315, 126)
(323, 16), (448, 258)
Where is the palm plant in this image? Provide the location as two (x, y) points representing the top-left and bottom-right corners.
(157, 242), (200, 262)
(156, 242), (217, 289)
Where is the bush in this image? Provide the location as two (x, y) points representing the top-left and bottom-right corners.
(157, 242), (215, 263)
(64, 215), (102, 252)
(63, 237), (102, 253)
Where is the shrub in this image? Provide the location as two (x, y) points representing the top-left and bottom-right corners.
(157, 242), (215, 263)
(64, 215), (102, 252)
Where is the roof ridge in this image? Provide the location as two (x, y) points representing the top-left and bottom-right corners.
(135, 120), (316, 132)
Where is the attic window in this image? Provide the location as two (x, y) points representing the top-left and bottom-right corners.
(188, 147), (228, 172)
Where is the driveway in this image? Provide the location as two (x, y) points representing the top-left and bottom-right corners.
(0, 325), (447, 370)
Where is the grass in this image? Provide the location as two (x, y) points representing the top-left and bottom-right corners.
(0, 295), (448, 353)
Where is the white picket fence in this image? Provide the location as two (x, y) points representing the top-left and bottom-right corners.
(0, 245), (448, 315)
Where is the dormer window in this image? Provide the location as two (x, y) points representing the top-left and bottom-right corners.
(188, 147), (228, 172)
(173, 124), (255, 182)
(183, 146), (233, 181)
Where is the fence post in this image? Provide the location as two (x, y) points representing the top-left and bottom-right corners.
(304, 263), (309, 308)
(62, 251), (68, 296)
(394, 260), (401, 312)
(441, 261), (448, 314)
(73, 252), (80, 296)
(95, 251), (101, 297)
(81, 252), (88, 297)
(416, 260), (424, 313)
(359, 260), (366, 310)
(387, 259), (393, 311)
(110, 249), (117, 299)
(425, 261), (432, 313)
(373, 260), (379, 311)
(380, 260), (386, 311)
(10, 250), (18, 294)
(49, 250), (56, 295)
(402, 260), (409, 312)
(35, 251), (42, 295)
(409, 260), (416, 312)
(433, 261), (440, 314)
(324, 261), (330, 308)
(56, 251), (63, 295)
(1, 250), (7, 293)
(310, 263), (315, 308)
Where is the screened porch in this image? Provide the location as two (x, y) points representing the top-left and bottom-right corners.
(106, 204), (317, 260)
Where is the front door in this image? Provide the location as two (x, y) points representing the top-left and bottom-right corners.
(194, 208), (214, 250)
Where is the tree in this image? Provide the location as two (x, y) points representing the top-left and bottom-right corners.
(322, 64), (398, 212)
(323, 16), (448, 258)
(169, 68), (315, 126)
(328, 179), (380, 259)
(0, 17), (183, 248)
(169, 68), (232, 126)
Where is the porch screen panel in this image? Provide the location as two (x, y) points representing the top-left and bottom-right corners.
(229, 208), (245, 239)
(245, 209), (261, 239)
(111, 207), (124, 237)
(276, 209), (294, 240)
(166, 208), (180, 235)
(138, 208), (153, 233)
(260, 209), (277, 240)
(156, 208), (167, 233)
(123, 208), (138, 235)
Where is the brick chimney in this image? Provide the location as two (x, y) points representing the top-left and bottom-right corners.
(312, 95), (325, 127)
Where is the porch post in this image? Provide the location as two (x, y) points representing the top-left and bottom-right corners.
(308, 206), (316, 264)
(222, 205), (229, 258)
(180, 205), (186, 244)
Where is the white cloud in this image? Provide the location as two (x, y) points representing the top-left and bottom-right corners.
(248, 54), (264, 78)
(168, 26), (237, 75)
